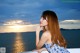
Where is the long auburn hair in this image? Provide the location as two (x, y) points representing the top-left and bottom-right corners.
(41, 10), (67, 48)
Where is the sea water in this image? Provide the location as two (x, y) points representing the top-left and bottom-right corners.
(0, 29), (80, 53)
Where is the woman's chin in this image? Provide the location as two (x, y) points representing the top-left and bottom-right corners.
(40, 24), (42, 27)
(40, 24), (45, 27)
(40, 25), (42, 27)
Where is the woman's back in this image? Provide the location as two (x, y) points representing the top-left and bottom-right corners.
(43, 31), (70, 53)
(44, 31), (52, 44)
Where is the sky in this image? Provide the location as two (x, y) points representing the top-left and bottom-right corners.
(0, 0), (80, 23)
(0, 0), (80, 32)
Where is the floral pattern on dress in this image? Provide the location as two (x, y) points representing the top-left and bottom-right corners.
(44, 43), (70, 53)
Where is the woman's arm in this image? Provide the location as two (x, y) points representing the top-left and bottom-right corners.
(38, 48), (47, 53)
(39, 48), (47, 51)
(36, 26), (48, 49)
(36, 26), (41, 47)
(32, 48), (47, 53)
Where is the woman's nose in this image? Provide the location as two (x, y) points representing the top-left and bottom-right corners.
(40, 19), (42, 22)
(40, 20), (42, 24)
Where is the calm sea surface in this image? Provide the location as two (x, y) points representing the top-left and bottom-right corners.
(0, 29), (80, 53)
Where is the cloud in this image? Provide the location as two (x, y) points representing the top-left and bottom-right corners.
(0, 0), (80, 30)
(60, 20), (80, 24)
(0, 19), (80, 33)
(3, 20), (31, 26)
(59, 20), (80, 29)
(0, 24), (39, 33)
(0, 0), (42, 8)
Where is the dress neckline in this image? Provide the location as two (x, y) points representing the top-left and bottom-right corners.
(45, 42), (53, 45)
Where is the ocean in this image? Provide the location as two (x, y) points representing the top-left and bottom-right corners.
(0, 29), (80, 53)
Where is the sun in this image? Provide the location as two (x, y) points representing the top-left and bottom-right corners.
(1, 20), (31, 32)
(0, 20), (38, 33)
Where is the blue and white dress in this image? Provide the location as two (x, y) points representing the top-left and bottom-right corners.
(44, 43), (70, 53)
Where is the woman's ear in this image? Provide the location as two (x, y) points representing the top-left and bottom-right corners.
(46, 17), (48, 21)
(45, 17), (48, 25)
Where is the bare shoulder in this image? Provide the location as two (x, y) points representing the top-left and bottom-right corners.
(42, 31), (51, 38)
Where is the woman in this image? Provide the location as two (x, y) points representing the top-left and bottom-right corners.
(33, 10), (70, 53)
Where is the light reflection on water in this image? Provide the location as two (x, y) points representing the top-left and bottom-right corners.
(13, 33), (25, 53)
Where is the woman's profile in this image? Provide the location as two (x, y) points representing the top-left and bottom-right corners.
(33, 10), (70, 53)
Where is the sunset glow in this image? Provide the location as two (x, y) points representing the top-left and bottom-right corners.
(3, 20), (30, 25)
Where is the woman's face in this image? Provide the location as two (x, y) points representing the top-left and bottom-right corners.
(40, 17), (48, 27)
